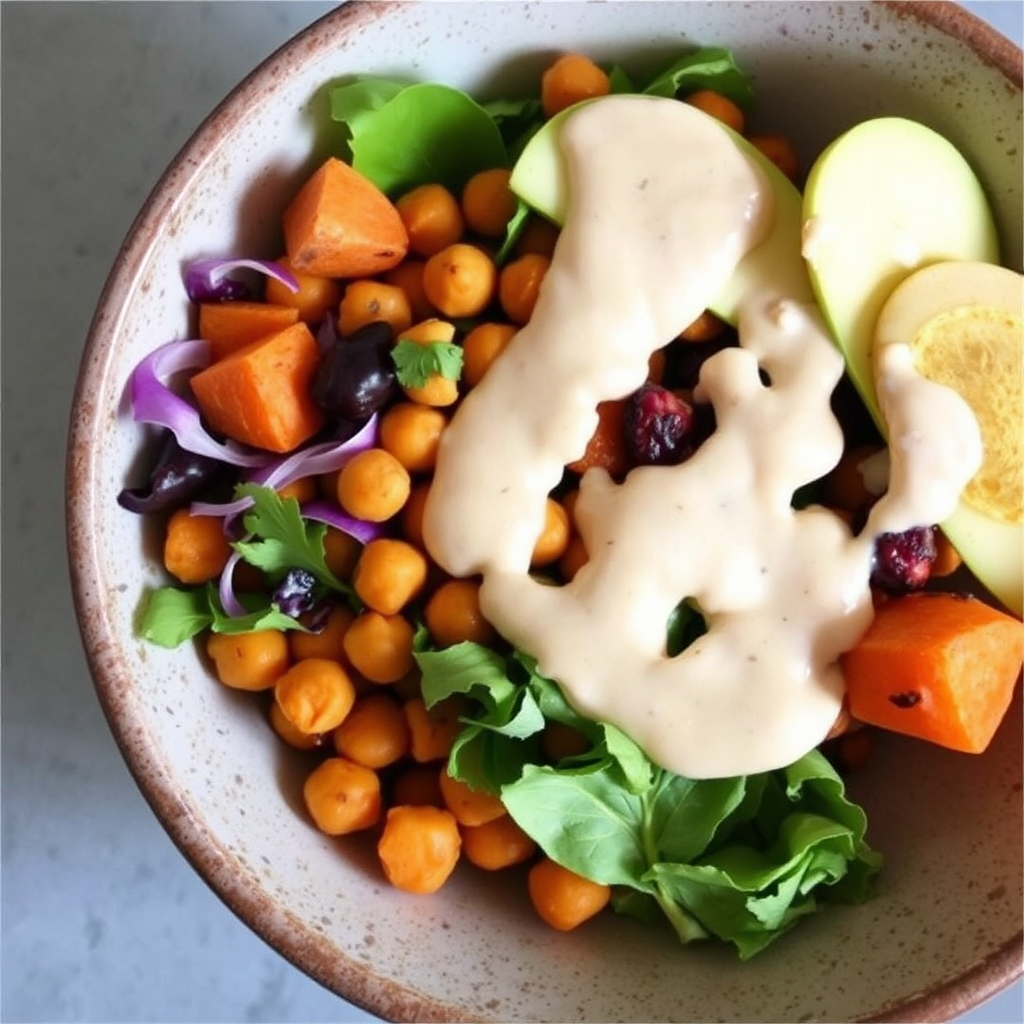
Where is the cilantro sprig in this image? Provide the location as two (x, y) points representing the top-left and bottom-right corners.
(231, 484), (351, 594)
(137, 485), (357, 648)
(391, 338), (464, 389)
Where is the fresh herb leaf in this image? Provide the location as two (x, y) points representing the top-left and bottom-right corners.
(641, 46), (755, 108)
(208, 586), (306, 635)
(138, 582), (305, 648)
(332, 82), (508, 194)
(391, 338), (464, 388)
(232, 483), (350, 595)
(138, 585), (213, 647)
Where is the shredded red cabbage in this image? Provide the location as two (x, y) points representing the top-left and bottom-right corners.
(185, 258), (300, 304)
(218, 551), (248, 618)
(301, 500), (388, 546)
(128, 340), (272, 468)
(190, 414), (380, 519)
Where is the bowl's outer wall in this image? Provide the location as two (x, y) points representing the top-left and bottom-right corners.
(68, 3), (1022, 1023)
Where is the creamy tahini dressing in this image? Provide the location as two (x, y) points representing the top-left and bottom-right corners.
(422, 96), (982, 779)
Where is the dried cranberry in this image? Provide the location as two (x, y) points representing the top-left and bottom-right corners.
(624, 383), (699, 466)
(272, 568), (319, 618)
(870, 525), (937, 592)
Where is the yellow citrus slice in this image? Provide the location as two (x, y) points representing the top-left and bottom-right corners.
(912, 301), (1022, 521)
(874, 260), (1023, 525)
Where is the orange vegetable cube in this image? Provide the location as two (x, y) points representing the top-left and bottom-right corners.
(283, 157), (409, 278)
(198, 301), (300, 361)
(841, 592), (1023, 754)
(189, 321), (325, 453)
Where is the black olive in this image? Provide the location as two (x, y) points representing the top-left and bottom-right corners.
(312, 320), (398, 421)
(117, 431), (227, 514)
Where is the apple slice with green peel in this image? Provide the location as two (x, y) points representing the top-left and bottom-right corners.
(801, 117), (1000, 427)
(509, 96), (815, 324)
(803, 120), (1014, 613)
(873, 261), (1023, 616)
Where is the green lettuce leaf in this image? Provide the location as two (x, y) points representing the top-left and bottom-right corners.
(641, 46), (756, 106)
(331, 81), (508, 194)
(329, 76), (409, 142)
(419, 636), (880, 958)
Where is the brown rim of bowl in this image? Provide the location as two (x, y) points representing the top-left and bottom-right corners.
(66, 2), (1022, 1022)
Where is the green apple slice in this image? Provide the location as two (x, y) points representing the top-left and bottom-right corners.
(873, 260), (1023, 616)
(509, 95), (814, 323)
(801, 117), (1000, 425)
(803, 119), (1016, 613)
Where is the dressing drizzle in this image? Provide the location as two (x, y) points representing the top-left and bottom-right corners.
(422, 96), (981, 779)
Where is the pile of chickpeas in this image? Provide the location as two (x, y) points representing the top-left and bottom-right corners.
(159, 52), (823, 931)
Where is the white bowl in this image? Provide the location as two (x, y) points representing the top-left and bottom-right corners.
(68, 3), (1022, 1021)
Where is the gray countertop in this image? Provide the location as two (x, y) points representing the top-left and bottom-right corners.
(3, 2), (1021, 1021)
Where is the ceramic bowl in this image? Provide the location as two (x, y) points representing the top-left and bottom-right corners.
(68, 3), (1022, 1021)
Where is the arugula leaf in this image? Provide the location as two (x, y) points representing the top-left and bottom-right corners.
(208, 587), (306, 635)
(332, 82), (508, 194)
(391, 339), (464, 388)
(138, 585), (213, 648)
(449, 724), (541, 794)
(503, 761), (655, 886)
(232, 484), (350, 594)
(641, 46), (756, 107)
(138, 583), (305, 648)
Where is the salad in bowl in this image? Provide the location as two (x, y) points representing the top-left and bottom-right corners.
(69, 3), (1023, 1021)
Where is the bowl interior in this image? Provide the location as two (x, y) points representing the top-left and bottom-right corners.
(68, 3), (1022, 1022)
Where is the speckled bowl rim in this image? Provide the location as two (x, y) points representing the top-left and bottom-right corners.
(66, 3), (1023, 1022)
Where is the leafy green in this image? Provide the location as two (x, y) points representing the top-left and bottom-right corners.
(641, 46), (756, 107)
(494, 197), (534, 266)
(136, 484), (359, 648)
(330, 80), (508, 194)
(139, 586), (214, 647)
(607, 64), (636, 94)
(329, 76), (408, 144)
(415, 640), (881, 958)
(138, 583), (305, 648)
(666, 598), (708, 656)
(232, 484), (351, 595)
(482, 95), (545, 163)
(391, 338), (464, 388)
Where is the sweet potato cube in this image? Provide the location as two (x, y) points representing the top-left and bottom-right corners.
(841, 592), (1023, 754)
(198, 301), (300, 361)
(189, 321), (325, 453)
(283, 157), (409, 278)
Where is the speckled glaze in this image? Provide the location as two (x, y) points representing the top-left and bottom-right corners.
(67, 3), (1022, 1022)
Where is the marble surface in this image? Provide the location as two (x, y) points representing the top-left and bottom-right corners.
(3, 2), (1021, 1022)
